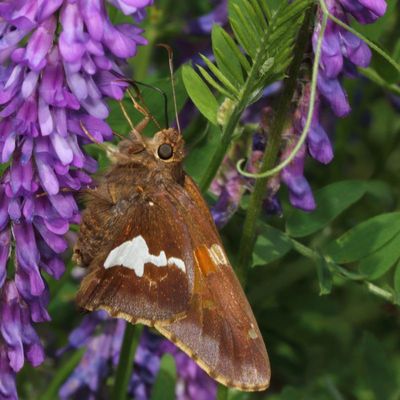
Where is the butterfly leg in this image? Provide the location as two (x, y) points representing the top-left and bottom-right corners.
(118, 100), (135, 131)
(126, 89), (161, 133)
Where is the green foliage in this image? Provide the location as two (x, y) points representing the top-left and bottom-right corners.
(253, 224), (293, 267)
(109, 68), (188, 136)
(324, 212), (400, 263)
(151, 355), (177, 400)
(285, 180), (369, 238)
(182, 65), (219, 125)
(183, 0), (312, 125)
(358, 333), (399, 400)
(359, 232), (400, 279)
(184, 124), (221, 182)
(248, 175), (400, 306)
(395, 261), (400, 294)
(315, 256), (333, 296)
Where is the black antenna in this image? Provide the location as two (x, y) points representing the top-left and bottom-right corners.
(157, 44), (181, 134)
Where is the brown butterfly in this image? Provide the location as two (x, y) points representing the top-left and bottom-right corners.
(74, 74), (270, 391)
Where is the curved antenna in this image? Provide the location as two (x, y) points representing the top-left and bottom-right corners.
(157, 44), (181, 134)
(113, 73), (169, 129)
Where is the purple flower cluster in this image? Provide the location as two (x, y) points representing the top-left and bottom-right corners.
(211, 155), (245, 228)
(315, 0), (387, 117)
(279, 85), (333, 211)
(59, 316), (216, 400)
(60, 312), (125, 399)
(203, 0), (387, 219)
(161, 341), (217, 400)
(281, 0), (387, 211)
(0, 0), (152, 398)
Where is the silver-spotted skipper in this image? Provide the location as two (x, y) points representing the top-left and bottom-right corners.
(74, 66), (270, 391)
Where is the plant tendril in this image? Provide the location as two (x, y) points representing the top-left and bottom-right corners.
(236, 10), (328, 179)
(237, 0), (400, 179)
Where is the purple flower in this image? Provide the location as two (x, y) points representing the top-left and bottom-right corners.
(0, 0), (151, 395)
(187, 0), (228, 35)
(296, 85), (334, 166)
(161, 341), (217, 400)
(129, 330), (164, 400)
(211, 159), (245, 228)
(60, 317), (163, 400)
(314, 0), (386, 116)
(273, 0), (387, 211)
(60, 317), (126, 399)
(0, 345), (17, 400)
(338, 0), (387, 24)
(0, 281), (45, 372)
(281, 142), (316, 212)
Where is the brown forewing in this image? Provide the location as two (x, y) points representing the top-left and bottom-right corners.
(154, 176), (271, 391)
(76, 173), (195, 324)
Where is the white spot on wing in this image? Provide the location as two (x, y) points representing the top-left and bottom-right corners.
(167, 257), (186, 273)
(104, 235), (186, 277)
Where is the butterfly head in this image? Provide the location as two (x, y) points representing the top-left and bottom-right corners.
(116, 128), (184, 169)
(150, 128), (184, 163)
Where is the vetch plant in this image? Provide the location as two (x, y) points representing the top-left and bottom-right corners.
(1, 0), (399, 399)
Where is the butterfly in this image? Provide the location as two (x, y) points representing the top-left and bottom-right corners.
(74, 74), (270, 391)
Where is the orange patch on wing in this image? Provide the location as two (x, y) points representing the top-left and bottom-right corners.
(194, 245), (217, 276)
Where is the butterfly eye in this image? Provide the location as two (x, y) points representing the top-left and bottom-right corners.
(158, 143), (173, 160)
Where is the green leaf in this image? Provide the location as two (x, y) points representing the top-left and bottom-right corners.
(150, 354), (177, 400)
(286, 180), (368, 238)
(212, 25), (244, 85)
(197, 65), (234, 99)
(359, 333), (398, 400)
(0, 161), (10, 177)
(359, 232), (400, 279)
(365, 180), (395, 205)
(228, 1), (259, 58)
(252, 224), (293, 266)
(324, 212), (400, 264)
(248, 0), (268, 31)
(240, 0), (264, 37)
(219, 28), (251, 72)
(200, 55), (239, 97)
(255, 0), (272, 21)
(41, 349), (85, 400)
(184, 124), (221, 183)
(315, 256), (333, 296)
(182, 64), (219, 125)
(394, 260), (400, 294)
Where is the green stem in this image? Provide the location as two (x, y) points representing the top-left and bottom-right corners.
(42, 348), (85, 400)
(360, 67), (400, 96)
(113, 324), (144, 400)
(365, 282), (395, 303)
(290, 236), (396, 304)
(236, 8), (314, 283)
(217, 384), (229, 400)
(199, 110), (242, 192)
